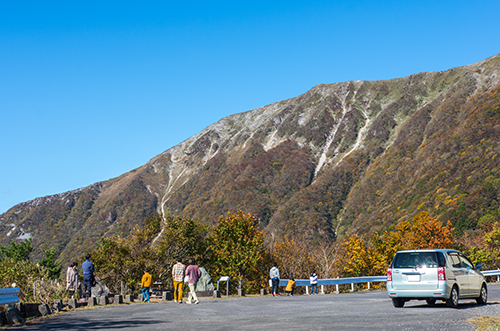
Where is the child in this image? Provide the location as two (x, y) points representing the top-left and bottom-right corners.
(285, 278), (295, 296)
(141, 268), (152, 303)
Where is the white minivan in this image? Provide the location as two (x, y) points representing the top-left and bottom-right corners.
(387, 249), (487, 308)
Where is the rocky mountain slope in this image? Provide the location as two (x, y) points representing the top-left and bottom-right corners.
(2, 53), (499, 262)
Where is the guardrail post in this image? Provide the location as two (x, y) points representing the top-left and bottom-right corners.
(321, 285), (324, 294)
(367, 282), (370, 290)
(305, 286), (309, 295)
(336, 277), (339, 293)
(351, 283), (354, 292)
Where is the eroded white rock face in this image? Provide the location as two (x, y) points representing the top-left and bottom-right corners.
(2, 54), (499, 257)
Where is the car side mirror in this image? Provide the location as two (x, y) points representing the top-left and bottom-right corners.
(475, 264), (482, 270)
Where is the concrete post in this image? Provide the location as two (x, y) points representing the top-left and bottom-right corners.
(53, 299), (63, 312)
(213, 290), (221, 298)
(260, 288), (266, 296)
(114, 295), (123, 304)
(162, 291), (172, 301)
(38, 303), (51, 316)
(87, 297), (97, 307)
(125, 294), (134, 302)
(68, 298), (77, 309)
(99, 296), (107, 305)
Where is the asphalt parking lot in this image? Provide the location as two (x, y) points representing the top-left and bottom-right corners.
(18, 283), (500, 330)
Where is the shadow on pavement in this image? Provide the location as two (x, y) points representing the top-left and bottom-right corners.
(21, 317), (166, 330)
(402, 301), (499, 310)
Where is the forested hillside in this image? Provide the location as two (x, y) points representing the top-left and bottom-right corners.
(1, 53), (499, 264)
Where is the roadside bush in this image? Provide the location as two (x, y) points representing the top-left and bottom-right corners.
(0, 239), (64, 304)
(0, 257), (65, 304)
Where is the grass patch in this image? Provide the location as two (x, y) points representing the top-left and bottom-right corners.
(469, 316), (500, 330)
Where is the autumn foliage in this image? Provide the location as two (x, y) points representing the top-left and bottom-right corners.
(338, 211), (456, 278)
(84, 210), (500, 295)
(4, 208), (500, 301)
(209, 211), (267, 291)
(0, 209), (462, 300)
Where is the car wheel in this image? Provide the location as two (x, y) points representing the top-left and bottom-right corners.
(446, 286), (459, 308)
(392, 298), (405, 308)
(426, 299), (436, 306)
(476, 284), (487, 305)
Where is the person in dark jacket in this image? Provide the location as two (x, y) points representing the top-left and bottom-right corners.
(82, 254), (95, 299)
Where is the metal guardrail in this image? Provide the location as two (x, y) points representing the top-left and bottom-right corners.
(278, 269), (500, 291)
(480, 269), (500, 277)
(279, 276), (386, 293)
(280, 276), (386, 287)
(3, 270), (499, 304)
(0, 287), (20, 305)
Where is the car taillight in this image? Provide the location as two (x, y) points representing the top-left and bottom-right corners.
(437, 266), (446, 281)
(387, 268), (392, 281)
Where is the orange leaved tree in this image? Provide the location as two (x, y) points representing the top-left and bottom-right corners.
(342, 212), (456, 277)
(340, 234), (386, 277)
(397, 211), (455, 249)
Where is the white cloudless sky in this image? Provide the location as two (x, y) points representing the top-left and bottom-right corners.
(1, 0), (499, 213)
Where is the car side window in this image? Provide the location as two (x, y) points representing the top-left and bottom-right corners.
(459, 255), (473, 269)
(448, 253), (461, 268)
(437, 252), (446, 267)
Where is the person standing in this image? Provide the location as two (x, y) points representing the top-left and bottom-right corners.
(310, 270), (318, 295)
(65, 262), (78, 295)
(82, 254), (95, 299)
(141, 268), (152, 303)
(270, 262), (280, 297)
(172, 257), (186, 304)
(185, 257), (201, 304)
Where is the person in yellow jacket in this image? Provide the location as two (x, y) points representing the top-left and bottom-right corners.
(285, 278), (295, 296)
(141, 268), (152, 303)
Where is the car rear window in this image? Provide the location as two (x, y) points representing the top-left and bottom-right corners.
(392, 252), (442, 268)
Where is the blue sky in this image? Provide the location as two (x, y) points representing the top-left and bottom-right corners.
(1, 1), (499, 214)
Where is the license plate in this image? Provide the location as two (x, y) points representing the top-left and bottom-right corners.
(407, 275), (420, 282)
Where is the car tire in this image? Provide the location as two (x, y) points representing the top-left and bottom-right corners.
(476, 284), (487, 305)
(446, 286), (459, 308)
(392, 298), (405, 308)
(426, 299), (436, 306)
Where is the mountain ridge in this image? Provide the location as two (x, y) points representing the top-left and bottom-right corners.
(2, 53), (499, 262)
